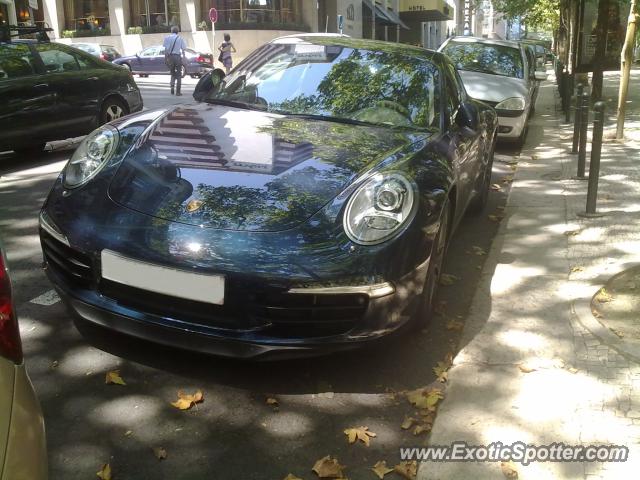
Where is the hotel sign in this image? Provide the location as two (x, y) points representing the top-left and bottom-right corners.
(462, 0), (472, 35)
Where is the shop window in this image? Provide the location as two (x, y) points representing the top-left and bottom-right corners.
(199, 0), (304, 30)
(129, 0), (180, 33)
(63, 0), (110, 34)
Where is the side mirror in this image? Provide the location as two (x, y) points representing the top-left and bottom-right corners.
(135, 53), (140, 58)
(534, 71), (548, 81)
(456, 102), (479, 131)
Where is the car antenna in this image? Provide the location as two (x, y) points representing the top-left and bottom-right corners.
(0, 24), (54, 43)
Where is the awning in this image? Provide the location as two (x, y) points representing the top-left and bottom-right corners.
(399, 0), (454, 22)
(363, 0), (410, 30)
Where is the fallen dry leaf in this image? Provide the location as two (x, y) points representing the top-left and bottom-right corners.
(446, 319), (464, 331)
(266, 397), (279, 408)
(371, 460), (394, 479)
(171, 390), (204, 410)
(610, 328), (625, 338)
(439, 274), (459, 286)
(491, 183), (502, 191)
(344, 426), (376, 446)
(394, 461), (417, 480)
(433, 362), (449, 383)
(501, 460), (519, 479)
(568, 367), (579, 374)
(124, 430), (133, 437)
(592, 308), (604, 319)
(401, 416), (415, 430)
(312, 455), (345, 478)
(153, 446), (167, 460)
(406, 388), (444, 411)
(470, 246), (487, 256)
(564, 230), (580, 236)
(283, 475), (303, 480)
(444, 352), (453, 366)
(595, 288), (613, 303)
(105, 370), (126, 386)
(488, 214), (503, 222)
(518, 364), (537, 374)
(433, 301), (447, 316)
(96, 463), (111, 480)
(413, 423), (432, 435)
(570, 266), (584, 273)
(50, 360), (59, 369)
(501, 175), (514, 184)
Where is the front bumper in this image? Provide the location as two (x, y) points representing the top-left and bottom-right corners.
(40, 204), (431, 359)
(1, 363), (47, 480)
(495, 109), (528, 139)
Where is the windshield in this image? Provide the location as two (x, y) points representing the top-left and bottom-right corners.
(205, 42), (441, 131)
(442, 41), (524, 79)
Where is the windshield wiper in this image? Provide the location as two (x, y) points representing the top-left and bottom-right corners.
(205, 98), (267, 111)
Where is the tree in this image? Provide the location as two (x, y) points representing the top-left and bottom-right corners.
(493, 0), (560, 32)
(616, 0), (639, 138)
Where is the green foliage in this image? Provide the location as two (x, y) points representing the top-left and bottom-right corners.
(61, 28), (110, 38)
(127, 26), (144, 35)
(493, 0), (560, 31)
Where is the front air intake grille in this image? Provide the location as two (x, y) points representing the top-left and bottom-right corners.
(40, 230), (94, 288)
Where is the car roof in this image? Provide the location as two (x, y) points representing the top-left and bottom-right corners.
(445, 36), (523, 50)
(269, 34), (440, 60)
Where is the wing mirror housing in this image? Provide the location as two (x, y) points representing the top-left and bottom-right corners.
(193, 68), (226, 102)
(534, 71), (548, 81)
(456, 101), (480, 132)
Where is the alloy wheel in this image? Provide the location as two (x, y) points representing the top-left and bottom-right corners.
(105, 104), (124, 122)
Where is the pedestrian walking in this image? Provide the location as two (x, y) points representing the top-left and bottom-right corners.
(163, 26), (187, 96)
(218, 33), (236, 74)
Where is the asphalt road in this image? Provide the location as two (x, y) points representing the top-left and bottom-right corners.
(0, 76), (522, 480)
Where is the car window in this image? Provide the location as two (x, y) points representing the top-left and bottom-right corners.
(442, 41), (524, 79)
(209, 43), (441, 131)
(140, 47), (157, 57)
(157, 47), (165, 56)
(0, 43), (38, 80)
(443, 65), (461, 125)
(75, 52), (96, 69)
(75, 44), (98, 55)
(36, 44), (81, 73)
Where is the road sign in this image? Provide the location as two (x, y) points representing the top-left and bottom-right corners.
(209, 8), (218, 24)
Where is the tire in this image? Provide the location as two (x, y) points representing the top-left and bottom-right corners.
(14, 143), (46, 156)
(181, 65), (187, 78)
(414, 200), (452, 326)
(514, 124), (528, 148)
(100, 97), (128, 125)
(467, 132), (496, 215)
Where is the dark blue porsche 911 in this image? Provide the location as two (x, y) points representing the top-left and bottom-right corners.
(39, 35), (498, 359)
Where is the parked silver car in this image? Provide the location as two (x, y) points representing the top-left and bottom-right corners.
(0, 243), (47, 480)
(439, 36), (547, 146)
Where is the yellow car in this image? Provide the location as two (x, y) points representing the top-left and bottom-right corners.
(0, 244), (47, 480)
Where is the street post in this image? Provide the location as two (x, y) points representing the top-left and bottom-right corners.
(572, 83), (584, 154)
(209, 7), (217, 62)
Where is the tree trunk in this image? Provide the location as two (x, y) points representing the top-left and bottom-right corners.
(616, 0), (639, 139)
(592, 0), (611, 101)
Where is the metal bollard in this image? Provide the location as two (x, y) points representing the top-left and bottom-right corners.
(585, 102), (606, 215)
(564, 73), (573, 123)
(572, 83), (584, 153)
(576, 91), (590, 179)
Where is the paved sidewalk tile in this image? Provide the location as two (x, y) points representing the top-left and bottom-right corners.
(418, 71), (640, 479)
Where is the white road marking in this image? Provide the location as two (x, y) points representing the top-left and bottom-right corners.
(29, 289), (61, 306)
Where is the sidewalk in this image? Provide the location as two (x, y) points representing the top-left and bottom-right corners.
(418, 71), (640, 479)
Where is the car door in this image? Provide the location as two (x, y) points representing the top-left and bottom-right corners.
(33, 43), (99, 137)
(443, 61), (481, 206)
(0, 43), (56, 151)
(137, 47), (158, 73)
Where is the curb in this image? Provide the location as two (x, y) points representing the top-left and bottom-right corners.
(572, 295), (640, 363)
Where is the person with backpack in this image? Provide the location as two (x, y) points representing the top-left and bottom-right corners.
(218, 33), (236, 74)
(163, 26), (187, 95)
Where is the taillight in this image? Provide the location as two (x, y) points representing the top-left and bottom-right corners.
(196, 55), (205, 63)
(100, 53), (107, 60)
(0, 252), (22, 363)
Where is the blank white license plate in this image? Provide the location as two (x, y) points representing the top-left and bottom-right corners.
(101, 250), (224, 305)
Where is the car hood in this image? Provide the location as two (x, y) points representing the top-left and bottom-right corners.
(458, 70), (529, 104)
(108, 104), (428, 232)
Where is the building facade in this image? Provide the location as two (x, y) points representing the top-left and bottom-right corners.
(3, 0), (458, 58)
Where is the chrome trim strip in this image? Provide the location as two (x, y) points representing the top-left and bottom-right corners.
(288, 282), (395, 299)
(39, 211), (70, 246)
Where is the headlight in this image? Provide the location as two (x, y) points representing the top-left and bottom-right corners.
(343, 172), (416, 245)
(63, 125), (119, 188)
(495, 97), (526, 111)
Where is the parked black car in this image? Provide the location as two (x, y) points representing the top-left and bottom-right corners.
(0, 38), (143, 155)
(72, 42), (122, 62)
(40, 36), (497, 359)
(113, 46), (213, 78)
